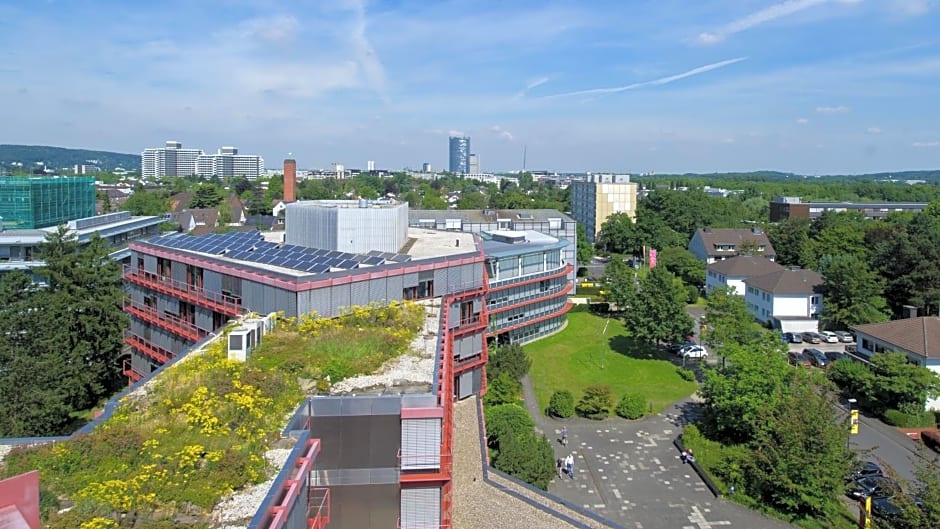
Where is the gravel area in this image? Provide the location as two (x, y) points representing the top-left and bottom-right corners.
(211, 448), (293, 529)
(453, 397), (593, 529)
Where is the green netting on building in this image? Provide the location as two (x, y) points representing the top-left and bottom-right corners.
(0, 176), (96, 229)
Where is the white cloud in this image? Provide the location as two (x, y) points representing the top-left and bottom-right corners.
(796, 118), (809, 124)
(867, 126), (882, 134)
(913, 140), (940, 147)
(348, 0), (387, 100)
(514, 76), (550, 99)
(448, 129), (466, 137)
(235, 14), (300, 43)
(546, 57), (747, 98)
(697, 0), (861, 45)
(816, 105), (850, 113)
(491, 125), (514, 141)
(892, 0), (933, 16)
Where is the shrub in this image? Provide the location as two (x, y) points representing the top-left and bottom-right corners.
(676, 366), (696, 381)
(487, 345), (531, 382)
(492, 432), (556, 490)
(576, 385), (613, 419)
(883, 408), (936, 428)
(483, 372), (522, 407)
(547, 390), (575, 418)
(485, 404), (534, 450)
(685, 285), (700, 304)
(922, 430), (940, 452)
(615, 393), (647, 420)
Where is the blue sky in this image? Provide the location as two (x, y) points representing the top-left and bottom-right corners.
(1, 0), (939, 174)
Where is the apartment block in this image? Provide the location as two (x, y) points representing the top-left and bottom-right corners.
(570, 174), (638, 243)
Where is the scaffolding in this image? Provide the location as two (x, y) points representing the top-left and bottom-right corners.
(0, 176), (96, 229)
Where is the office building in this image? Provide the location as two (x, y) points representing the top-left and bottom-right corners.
(195, 146), (265, 180)
(769, 196), (929, 222)
(448, 136), (470, 174)
(570, 174), (638, 243)
(422, 162), (432, 173)
(468, 153), (480, 175)
(0, 176), (96, 229)
(141, 141), (204, 178)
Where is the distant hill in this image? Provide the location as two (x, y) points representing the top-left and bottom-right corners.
(0, 144), (140, 172)
(644, 170), (940, 182)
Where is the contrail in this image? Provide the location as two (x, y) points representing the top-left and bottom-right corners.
(544, 57), (748, 99)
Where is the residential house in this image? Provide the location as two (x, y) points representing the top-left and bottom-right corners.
(744, 268), (823, 333)
(851, 316), (940, 410)
(706, 255), (784, 295)
(688, 227), (776, 264)
(166, 208), (219, 235)
(225, 195), (247, 226)
(169, 192), (193, 213)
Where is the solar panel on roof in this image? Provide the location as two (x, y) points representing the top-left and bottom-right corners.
(362, 256), (384, 265)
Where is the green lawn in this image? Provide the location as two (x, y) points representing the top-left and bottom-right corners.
(526, 311), (698, 414)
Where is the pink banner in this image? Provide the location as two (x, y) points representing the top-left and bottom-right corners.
(0, 470), (40, 529)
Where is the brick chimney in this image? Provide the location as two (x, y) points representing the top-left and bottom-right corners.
(283, 159), (296, 203)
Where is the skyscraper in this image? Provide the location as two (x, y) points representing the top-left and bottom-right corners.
(141, 141), (204, 178)
(195, 146), (265, 180)
(448, 136), (470, 174)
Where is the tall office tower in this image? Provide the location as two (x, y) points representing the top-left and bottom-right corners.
(448, 136), (470, 174)
(195, 146), (265, 180)
(141, 141), (204, 178)
(367, 160), (375, 172)
(422, 162), (432, 173)
(283, 159), (297, 203)
(468, 153), (480, 175)
(570, 174), (638, 243)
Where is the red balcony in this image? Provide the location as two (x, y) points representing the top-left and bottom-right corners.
(122, 359), (143, 383)
(398, 449), (454, 483)
(124, 299), (210, 343)
(124, 265), (242, 317)
(124, 332), (175, 365)
(488, 281), (574, 315)
(308, 487), (331, 529)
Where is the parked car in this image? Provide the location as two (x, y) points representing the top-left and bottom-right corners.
(834, 330), (854, 343)
(820, 331), (840, 343)
(845, 461), (884, 483)
(824, 351), (847, 364)
(682, 345), (708, 359)
(802, 348), (828, 368)
(846, 476), (899, 500)
(801, 331), (822, 344)
(788, 351), (812, 367)
(872, 494), (925, 521)
(668, 342), (693, 355)
(783, 332), (803, 344)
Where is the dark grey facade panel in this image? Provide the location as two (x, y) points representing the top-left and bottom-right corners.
(331, 285), (351, 317)
(472, 367), (483, 395)
(203, 270), (222, 293)
(327, 484), (399, 529)
(446, 266), (461, 292)
(458, 371), (473, 399)
(158, 294), (178, 315)
(433, 269), (447, 293)
(241, 280), (266, 314)
(350, 279), (370, 307)
(143, 254), (157, 273)
(308, 289), (332, 317)
(386, 274), (403, 302)
(368, 278), (386, 303)
(195, 307), (214, 331)
(275, 287), (294, 316)
(171, 261), (186, 283)
(403, 272), (418, 288)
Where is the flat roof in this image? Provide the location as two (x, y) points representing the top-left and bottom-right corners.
(409, 208), (574, 223)
(480, 230), (566, 258)
(0, 215), (163, 245)
(139, 228), (479, 278)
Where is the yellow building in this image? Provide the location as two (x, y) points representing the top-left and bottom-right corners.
(570, 174), (638, 243)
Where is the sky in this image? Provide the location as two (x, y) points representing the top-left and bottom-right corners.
(1, 0), (939, 174)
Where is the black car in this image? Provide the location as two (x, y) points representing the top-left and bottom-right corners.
(845, 461), (883, 483)
(802, 348), (828, 368)
(825, 350), (846, 363)
(846, 476), (898, 500)
(668, 342), (694, 355)
(872, 494), (924, 520)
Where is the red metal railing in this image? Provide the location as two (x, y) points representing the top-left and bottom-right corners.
(487, 281), (574, 315)
(122, 359), (143, 383)
(308, 487), (331, 529)
(398, 520), (452, 529)
(123, 265), (242, 317)
(397, 449), (454, 478)
(124, 332), (175, 365)
(123, 299), (210, 343)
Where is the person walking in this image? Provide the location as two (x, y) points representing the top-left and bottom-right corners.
(565, 454), (574, 479)
(561, 426), (568, 446)
(556, 457), (564, 478)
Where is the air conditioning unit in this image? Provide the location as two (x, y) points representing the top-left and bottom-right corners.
(243, 318), (265, 345)
(262, 312), (277, 333)
(227, 328), (254, 362)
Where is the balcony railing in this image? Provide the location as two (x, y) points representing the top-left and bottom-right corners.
(123, 265), (242, 317)
(488, 263), (573, 290)
(122, 359), (143, 383)
(124, 332), (175, 365)
(398, 449), (454, 474)
(487, 281), (573, 313)
(308, 487), (331, 529)
(124, 299), (210, 343)
(398, 521), (452, 529)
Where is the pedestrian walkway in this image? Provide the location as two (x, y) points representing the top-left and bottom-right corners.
(521, 376), (795, 529)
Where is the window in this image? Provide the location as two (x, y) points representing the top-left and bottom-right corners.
(522, 253), (542, 275)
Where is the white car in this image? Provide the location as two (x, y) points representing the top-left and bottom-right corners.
(820, 331), (840, 343)
(682, 345), (708, 359)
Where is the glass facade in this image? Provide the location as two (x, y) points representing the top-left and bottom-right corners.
(0, 176), (96, 229)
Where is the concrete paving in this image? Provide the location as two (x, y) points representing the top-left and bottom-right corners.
(521, 377), (795, 529)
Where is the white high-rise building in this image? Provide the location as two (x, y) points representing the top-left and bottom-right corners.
(367, 160), (375, 172)
(141, 141), (204, 178)
(196, 147), (265, 180)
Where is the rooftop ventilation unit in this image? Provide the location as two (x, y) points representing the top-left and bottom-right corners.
(227, 328), (254, 362)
